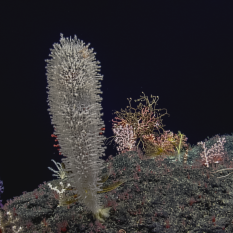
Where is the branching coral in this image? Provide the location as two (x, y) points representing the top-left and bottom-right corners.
(143, 130), (189, 160)
(104, 92), (170, 154)
(104, 92), (190, 161)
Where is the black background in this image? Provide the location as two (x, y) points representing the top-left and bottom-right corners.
(0, 0), (233, 206)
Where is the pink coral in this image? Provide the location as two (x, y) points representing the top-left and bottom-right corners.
(112, 123), (136, 153)
(197, 137), (227, 167)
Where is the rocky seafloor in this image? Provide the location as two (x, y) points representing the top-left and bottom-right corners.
(1, 133), (233, 232)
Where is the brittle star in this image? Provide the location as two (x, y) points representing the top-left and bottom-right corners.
(211, 168), (233, 178)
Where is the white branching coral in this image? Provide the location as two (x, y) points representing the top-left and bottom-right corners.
(47, 181), (71, 207)
(0, 209), (23, 233)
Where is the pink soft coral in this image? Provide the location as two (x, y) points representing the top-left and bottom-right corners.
(197, 136), (227, 167)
